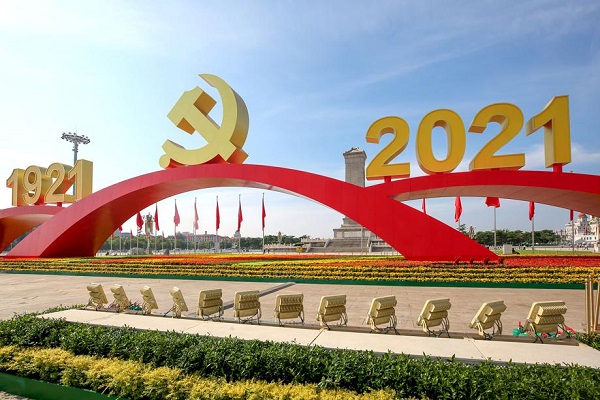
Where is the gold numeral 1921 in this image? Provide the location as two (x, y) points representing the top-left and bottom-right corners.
(5, 160), (93, 206)
(366, 96), (570, 180)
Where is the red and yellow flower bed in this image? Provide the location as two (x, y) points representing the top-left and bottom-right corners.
(1, 254), (599, 286)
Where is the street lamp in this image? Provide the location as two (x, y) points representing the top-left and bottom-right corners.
(61, 132), (90, 166)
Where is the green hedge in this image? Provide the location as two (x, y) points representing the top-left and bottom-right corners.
(0, 314), (599, 399)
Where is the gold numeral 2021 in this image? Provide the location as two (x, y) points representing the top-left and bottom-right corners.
(366, 96), (570, 180)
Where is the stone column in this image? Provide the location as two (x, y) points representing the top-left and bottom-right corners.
(344, 147), (366, 188)
(341, 148), (366, 227)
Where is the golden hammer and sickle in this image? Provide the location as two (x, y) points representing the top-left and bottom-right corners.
(159, 74), (249, 168)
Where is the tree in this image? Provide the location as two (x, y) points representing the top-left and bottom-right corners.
(472, 229), (558, 246)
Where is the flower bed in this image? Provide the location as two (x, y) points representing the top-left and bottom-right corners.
(1, 254), (599, 286)
(0, 346), (393, 399)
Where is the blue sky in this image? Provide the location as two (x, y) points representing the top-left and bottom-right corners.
(0, 1), (599, 239)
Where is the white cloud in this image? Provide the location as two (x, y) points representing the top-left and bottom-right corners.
(0, 1), (166, 52)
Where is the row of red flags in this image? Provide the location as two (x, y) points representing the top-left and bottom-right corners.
(419, 197), (571, 223)
(130, 196), (267, 235)
(123, 195), (574, 237)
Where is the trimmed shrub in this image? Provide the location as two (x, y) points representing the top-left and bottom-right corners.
(0, 346), (395, 399)
(0, 314), (599, 399)
(576, 332), (600, 351)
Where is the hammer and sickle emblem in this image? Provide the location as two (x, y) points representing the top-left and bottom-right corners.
(159, 74), (249, 168)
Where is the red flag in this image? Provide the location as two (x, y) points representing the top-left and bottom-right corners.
(569, 209), (574, 221)
(118, 225), (123, 232)
(421, 198), (427, 214)
(154, 204), (160, 231)
(454, 197), (462, 223)
(193, 198), (199, 230)
(174, 200), (180, 227)
(216, 197), (220, 230)
(529, 202), (535, 221)
(130, 229), (133, 237)
(261, 195), (267, 230)
(237, 196), (243, 232)
(136, 212), (143, 230)
(485, 197), (500, 208)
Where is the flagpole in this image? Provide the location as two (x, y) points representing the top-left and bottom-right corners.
(193, 197), (197, 253)
(174, 199), (177, 252)
(262, 193), (265, 253)
(216, 195), (219, 253)
(153, 204), (159, 254)
(572, 214), (575, 253)
(238, 194), (241, 253)
(193, 197), (196, 253)
(531, 214), (535, 254)
(493, 207), (497, 248)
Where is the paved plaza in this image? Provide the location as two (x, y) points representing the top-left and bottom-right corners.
(1, 272), (600, 369)
(0, 273), (590, 332)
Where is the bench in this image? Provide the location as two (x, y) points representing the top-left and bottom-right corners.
(110, 284), (131, 312)
(524, 300), (568, 343)
(86, 283), (108, 310)
(233, 290), (261, 324)
(469, 300), (506, 340)
(274, 293), (304, 326)
(197, 289), (224, 320)
(316, 294), (348, 329)
(140, 286), (159, 315)
(168, 286), (189, 318)
(366, 295), (398, 334)
(416, 298), (451, 337)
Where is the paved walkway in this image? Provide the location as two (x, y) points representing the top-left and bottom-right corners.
(2, 273), (599, 368)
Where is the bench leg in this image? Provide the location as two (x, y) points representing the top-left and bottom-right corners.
(530, 325), (543, 343)
(424, 317), (450, 338)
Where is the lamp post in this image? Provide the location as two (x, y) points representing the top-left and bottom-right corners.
(61, 132), (90, 166)
(61, 132), (90, 196)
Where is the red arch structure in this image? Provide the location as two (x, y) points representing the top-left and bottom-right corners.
(4, 164), (599, 261)
(6, 164), (495, 261)
(0, 205), (63, 252)
(368, 170), (600, 217)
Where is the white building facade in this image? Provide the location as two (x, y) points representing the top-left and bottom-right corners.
(563, 213), (599, 250)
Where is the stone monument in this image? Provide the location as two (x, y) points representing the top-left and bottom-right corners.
(301, 147), (392, 253)
(331, 148), (373, 249)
